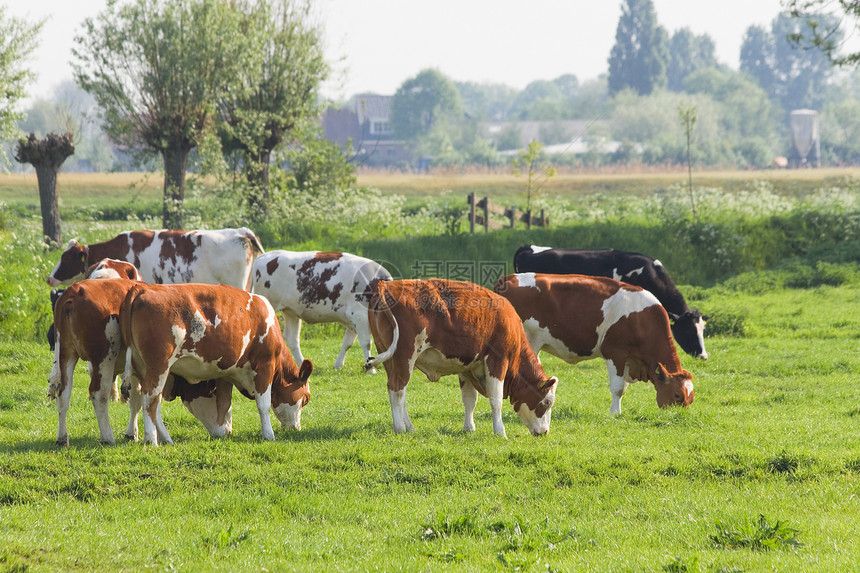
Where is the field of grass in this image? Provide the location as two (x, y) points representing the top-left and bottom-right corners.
(1, 171), (860, 571)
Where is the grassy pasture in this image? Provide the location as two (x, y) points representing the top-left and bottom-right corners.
(1, 170), (860, 571)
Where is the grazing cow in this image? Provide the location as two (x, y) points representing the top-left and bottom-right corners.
(251, 250), (392, 371)
(513, 245), (708, 359)
(46, 227), (264, 290)
(120, 282), (313, 445)
(85, 258), (142, 281)
(365, 279), (557, 437)
(494, 273), (694, 414)
(47, 279), (235, 445)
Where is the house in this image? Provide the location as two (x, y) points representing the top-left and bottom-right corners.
(322, 94), (410, 167)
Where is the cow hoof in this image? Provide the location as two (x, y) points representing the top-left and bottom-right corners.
(56, 436), (69, 447)
(124, 433), (138, 442)
(365, 367), (377, 375)
(99, 439), (116, 446)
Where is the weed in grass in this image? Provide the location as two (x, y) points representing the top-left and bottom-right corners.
(420, 512), (482, 540)
(203, 525), (252, 550)
(662, 555), (700, 572)
(710, 514), (803, 551)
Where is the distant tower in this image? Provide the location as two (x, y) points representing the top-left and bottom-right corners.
(788, 110), (820, 168)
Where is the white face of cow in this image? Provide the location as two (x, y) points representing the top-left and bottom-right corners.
(515, 377), (557, 435)
(272, 401), (303, 430)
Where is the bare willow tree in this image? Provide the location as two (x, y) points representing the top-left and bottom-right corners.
(72, 0), (250, 229)
(218, 0), (328, 209)
(14, 133), (74, 245)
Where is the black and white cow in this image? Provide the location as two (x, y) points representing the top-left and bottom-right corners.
(513, 245), (708, 359)
(251, 250), (392, 371)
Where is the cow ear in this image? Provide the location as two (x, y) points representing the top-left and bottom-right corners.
(540, 376), (558, 390)
(667, 311), (680, 321)
(299, 359), (313, 381)
(702, 315), (710, 322)
(655, 363), (670, 383)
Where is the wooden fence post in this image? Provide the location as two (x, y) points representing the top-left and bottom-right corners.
(468, 192), (475, 234)
(482, 196), (489, 232)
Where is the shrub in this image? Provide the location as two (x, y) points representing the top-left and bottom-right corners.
(704, 309), (747, 337)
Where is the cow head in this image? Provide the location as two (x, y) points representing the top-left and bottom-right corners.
(669, 309), (709, 360)
(514, 376), (558, 435)
(271, 358), (313, 430)
(47, 239), (89, 287)
(167, 377), (233, 438)
(652, 364), (694, 408)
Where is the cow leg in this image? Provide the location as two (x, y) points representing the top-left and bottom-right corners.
(54, 359), (77, 447)
(354, 321), (377, 374)
(49, 333), (76, 447)
(485, 376), (507, 438)
(254, 385), (276, 441)
(124, 377), (141, 441)
(460, 376), (478, 433)
(281, 313), (304, 364)
(387, 388), (415, 433)
(89, 359), (117, 445)
(141, 372), (173, 446)
(607, 359), (629, 415)
(334, 328), (358, 371)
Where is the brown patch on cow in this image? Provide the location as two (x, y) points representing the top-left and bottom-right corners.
(157, 231), (198, 281)
(296, 254), (344, 307)
(266, 257), (279, 276)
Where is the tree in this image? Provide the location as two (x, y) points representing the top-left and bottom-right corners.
(740, 14), (836, 113)
(607, 0), (668, 95)
(219, 0), (328, 206)
(784, 0), (860, 66)
(512, 139), (556, 214)
(455, 81), (517, 121)
(390, 69), (463, 141)
(667, 28), (718, 92)
(509, 79), (563, 119)
(73, 0), (249, 229)
(678, 101), (698, 218)
(0, 7), (43, 167)
(14, 133), (74, 245)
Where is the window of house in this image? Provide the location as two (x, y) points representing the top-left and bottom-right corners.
(370, 121), (390, 135)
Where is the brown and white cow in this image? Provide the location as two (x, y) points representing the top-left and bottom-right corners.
(120, 282), (313, 445)
(494, 273), (694, 414)
(251, 250), (391, 371)
(365, 279), (557, 437)
(85, 258), (142, 281)
(49, 279), (137, 445)
(47, 227), (264, 289)
(48, 278), (237, 445)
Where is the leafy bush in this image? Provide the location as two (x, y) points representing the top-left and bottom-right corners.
(703, 309), (747, 337)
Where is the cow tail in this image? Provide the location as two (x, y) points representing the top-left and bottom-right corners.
(119, 284), (143, 396)
(364, 285), (400, 371)
(241, 229), (265, 291)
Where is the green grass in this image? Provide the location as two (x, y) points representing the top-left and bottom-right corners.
(2, 171), (860, 570)
(2, 283), (860, 571)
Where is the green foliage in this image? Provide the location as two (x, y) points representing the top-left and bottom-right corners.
(390, 69), (463, 142)
(512, 139), (557, 213)
(711, 515), (803, 551)
(217, 0), (327, 192)
(608, 0), (668, 96)
(0, 7), (43, 167)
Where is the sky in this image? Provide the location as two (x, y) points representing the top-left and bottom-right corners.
(5, 0), (787, 103)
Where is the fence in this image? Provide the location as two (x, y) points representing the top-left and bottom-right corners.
(467, 192), (549, 233)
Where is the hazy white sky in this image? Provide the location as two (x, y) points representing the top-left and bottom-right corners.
(5, 0), (786, 102)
